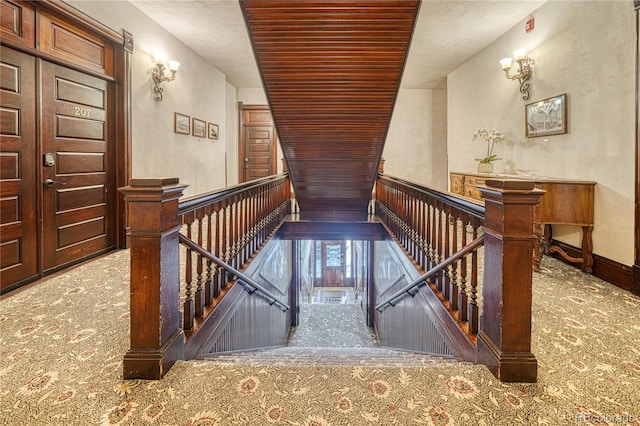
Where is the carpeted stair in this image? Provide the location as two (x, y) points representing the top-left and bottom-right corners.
(197, 346), (467, 368)
(197, 301), (468, 368)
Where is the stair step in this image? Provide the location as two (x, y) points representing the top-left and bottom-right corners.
(197, 346), (467, 367)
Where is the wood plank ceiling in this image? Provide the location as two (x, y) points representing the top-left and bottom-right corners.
(240, 1), (420, 221)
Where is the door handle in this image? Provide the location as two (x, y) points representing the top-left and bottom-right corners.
(43, 179), (66, 188)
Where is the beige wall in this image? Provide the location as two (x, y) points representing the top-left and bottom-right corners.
(447, 1), (635, 265)
(67, 0), (231, 198)
(226, 82), (239, 186)
(384, 88), (448, 190)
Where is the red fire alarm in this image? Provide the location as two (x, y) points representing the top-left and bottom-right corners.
(525, 15), (535, 33)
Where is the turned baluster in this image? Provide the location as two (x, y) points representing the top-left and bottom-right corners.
(219, 200), (229, 289)
(442, 206), (451, 300)
(214, 202), (223, 297)
(449, 214), (459, 311)
(205, 205), (215, 305)
(435, 203), (444, 292)
(420, 196), (428, 271)
(425, 200), (433, 270)
(241, 197), (249, 265)
(469, 223), (480, 335)
(229, 197), (238, 270)
(256, 186), (264, 247)
(458, 217), (469, 322)
(250, 188), (258, 254)
(194, 209), (204, 318)
(183, 213), (195, 330)
(409, 191), (417, 258)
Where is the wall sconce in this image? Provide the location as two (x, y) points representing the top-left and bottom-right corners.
(151, 53), (180, 102)
(499, 49), (534, 100)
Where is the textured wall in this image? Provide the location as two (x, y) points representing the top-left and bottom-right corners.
(67, 0), (230, 197)
(447, 1), (635, 265)
(384, 89), (448, 190)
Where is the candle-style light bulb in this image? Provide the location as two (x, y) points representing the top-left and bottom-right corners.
(499, 57), (513, 71)
(512, 49), (526, 61)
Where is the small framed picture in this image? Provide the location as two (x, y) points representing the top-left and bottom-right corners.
(525, 93), (567, 138)
(174, 112), (190, 135)
(208, 123), (219, 140)
(192, 118), (206, 138)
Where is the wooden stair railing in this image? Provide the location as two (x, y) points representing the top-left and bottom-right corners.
(179, 234), (289, 312)
(178, 174), (291, 332)
(376, 236), (484, 317)
(375, 174), (544, 382)
(119, 174), (291, 380)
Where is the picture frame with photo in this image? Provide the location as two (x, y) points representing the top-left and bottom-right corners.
(192, 118), (207, 138)
(174, 112), (190, 135)
(525, 93), (567, 138)
(208, 123), (219, 140)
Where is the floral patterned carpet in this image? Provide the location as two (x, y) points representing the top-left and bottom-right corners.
(0, 249), (639, 425)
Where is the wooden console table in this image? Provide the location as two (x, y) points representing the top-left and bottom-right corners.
(450, 172), (596, 272)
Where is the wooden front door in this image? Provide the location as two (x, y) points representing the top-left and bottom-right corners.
(40, 61), (115, 272)
(0, 47), (38, 286)
(239, 104), (277, 183)
(0, 46), (116, 290)
(321, 241), (345, 287)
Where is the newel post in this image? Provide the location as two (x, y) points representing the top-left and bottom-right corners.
(119, 178), (188, 379)
(477, 179), (544, 383)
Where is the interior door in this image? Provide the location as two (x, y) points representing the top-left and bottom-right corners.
(0, 47), (38, 289)
(40, 61), (115, 272)
(321, 241), (345, 287)
(239, 104), (277, 183)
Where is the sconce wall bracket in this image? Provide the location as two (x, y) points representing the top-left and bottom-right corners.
(503, 56), (534, 100)
(151, 63), (178, 102)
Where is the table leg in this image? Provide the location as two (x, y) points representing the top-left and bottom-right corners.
(532, 222), (544, 271)
(581, 225), (594, 273)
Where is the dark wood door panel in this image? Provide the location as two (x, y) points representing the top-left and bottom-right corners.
(56, 116), (106, 141)
(55, 77), (107, 108)
(245, 109), (273, 124)
(239, 104), (277, 183)
(0, 0), (35, 49)
(0, 46), (38, 289)
(320, 241), (345, 287)
(56, 152), (105, 174)
(0, 107), (20, 135)
(38, 10), (114, 77)
(57, 215), (106, 249)
(56, 185), (106, 212)
(41, 61), (115, 272)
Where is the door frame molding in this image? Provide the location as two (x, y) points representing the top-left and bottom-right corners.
(635, 0), (640, 294)
(238, 102), (277, 183)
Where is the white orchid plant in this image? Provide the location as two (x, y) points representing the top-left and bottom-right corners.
(473, 128), (505, 164)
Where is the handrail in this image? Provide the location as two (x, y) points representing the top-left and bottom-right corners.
(179, 173), (289, 215)
(378, 174), (485, 220)
(179, 234), (290, 312)
(377, 273), (407, 298)
(375, 236), (484, 312)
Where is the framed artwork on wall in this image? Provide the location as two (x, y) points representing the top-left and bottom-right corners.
(174, 112), (190, 135)
(525, 93), (567, 138)
(192, 118), (206, 138)
(208, 123), (219, 140)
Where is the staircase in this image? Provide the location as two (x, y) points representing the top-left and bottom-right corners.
(196, 297), (467, 369)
